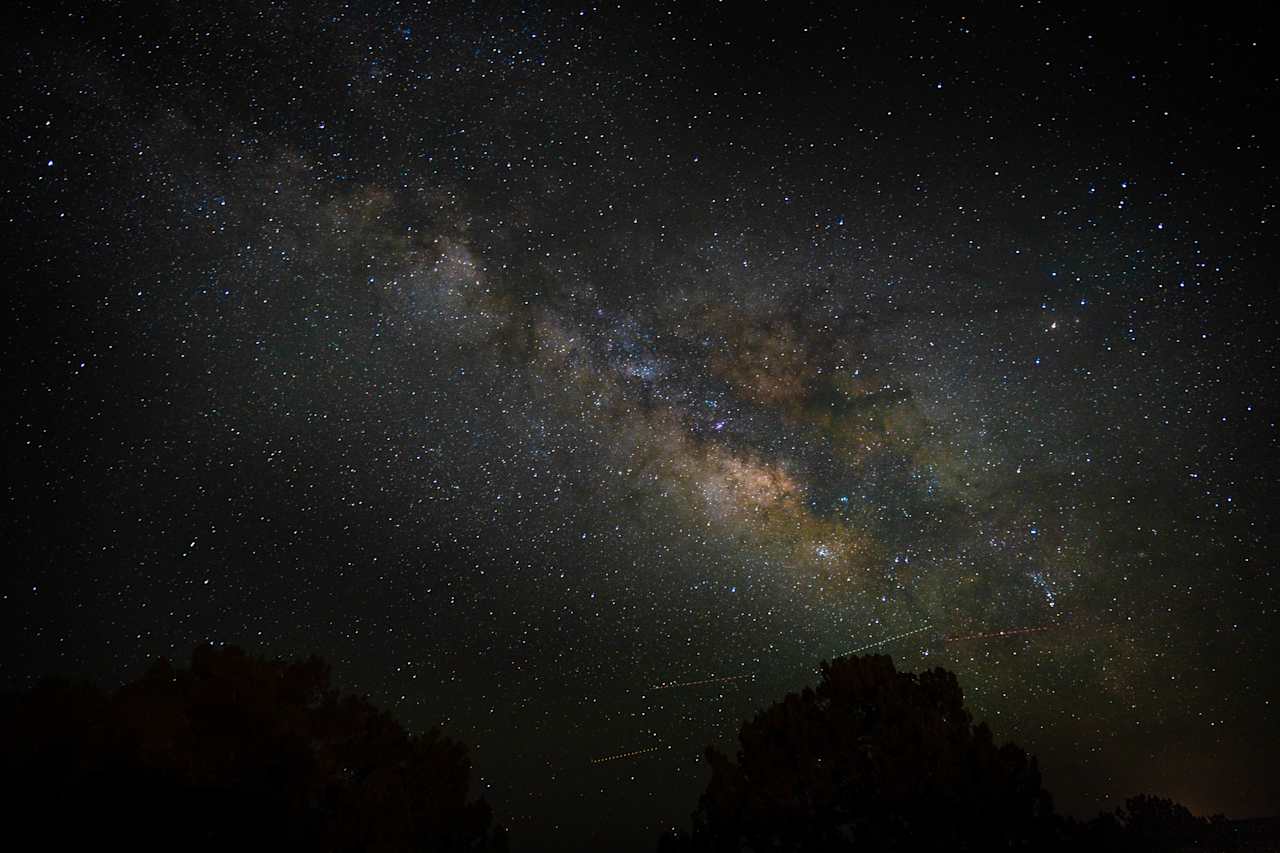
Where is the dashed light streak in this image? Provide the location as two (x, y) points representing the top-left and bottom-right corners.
(651, 673), (754, 691)
(944, 624), (1058, 643)
(590, 745), (663, 765)
(837, 623), (933, 658)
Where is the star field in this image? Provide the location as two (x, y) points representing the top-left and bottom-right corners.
(5, 3), (1278, 850)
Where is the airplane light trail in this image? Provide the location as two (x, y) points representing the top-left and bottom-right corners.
(837, 623), (932, 658)
(943, 624), (1058, 643)
(590, 745), (662, 764)
(650, 673), (753, 691)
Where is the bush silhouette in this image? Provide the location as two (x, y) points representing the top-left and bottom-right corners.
(1079, 793), (1238, 852)
(0, 645), (506, 852)
(660, 654), (1062, 852)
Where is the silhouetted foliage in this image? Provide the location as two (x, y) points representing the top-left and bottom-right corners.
(660, 654), (1064, 852)
(0, 645), (506, 852)
(658, 654), (1253, 853)
(1078, 794), (1238, 852)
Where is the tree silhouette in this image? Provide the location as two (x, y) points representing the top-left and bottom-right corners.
(1080, 793), (1238, 852)
(660, 654), (1063, 852)
(0, 645), (506, 852)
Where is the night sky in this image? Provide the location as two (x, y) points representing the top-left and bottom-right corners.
(5, 2), (1278, 849)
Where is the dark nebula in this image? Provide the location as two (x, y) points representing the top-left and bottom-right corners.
(5, 3), (1277, 849)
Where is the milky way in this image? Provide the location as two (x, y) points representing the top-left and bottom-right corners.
(6, 3), (1277, 849)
